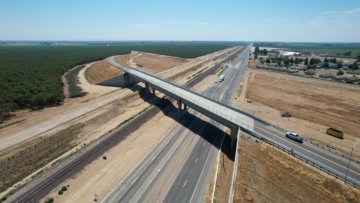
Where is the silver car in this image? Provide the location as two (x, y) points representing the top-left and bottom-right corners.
(285, 132), (304, 143)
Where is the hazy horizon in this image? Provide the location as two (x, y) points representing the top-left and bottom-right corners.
(1, 0), (360, 42)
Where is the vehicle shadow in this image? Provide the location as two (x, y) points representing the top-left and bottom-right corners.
(134, 84), (235, 161)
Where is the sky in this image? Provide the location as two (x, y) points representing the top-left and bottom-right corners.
(1, 0), (360, 42)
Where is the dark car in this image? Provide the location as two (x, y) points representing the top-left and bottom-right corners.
(285, 132), (304, 143)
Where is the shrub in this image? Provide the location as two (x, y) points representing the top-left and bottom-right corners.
(45, 197), (54, 203)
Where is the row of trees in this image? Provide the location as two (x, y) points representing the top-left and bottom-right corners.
(263, 56), (359, 70)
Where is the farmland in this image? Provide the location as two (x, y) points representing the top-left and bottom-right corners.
(255, 42), (360, 57)
(0, 43), (233, 122)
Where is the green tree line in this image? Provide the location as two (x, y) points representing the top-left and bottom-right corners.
(0, 44), (232, 122)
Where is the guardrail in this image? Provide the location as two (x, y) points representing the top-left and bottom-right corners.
(241, 128), (360, 190)
(306, 139), (360, 165)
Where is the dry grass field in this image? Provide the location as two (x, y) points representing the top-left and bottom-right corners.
(245, 72), (360, 138)
(0, 124), (83, 192)
(234, 133), (360, 203)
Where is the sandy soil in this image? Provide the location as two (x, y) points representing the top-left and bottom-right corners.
(238, 71), (360, 157)
(41, 110), (176, 203)
(234, 133), (360, 203)
(78, 62), (120, 95)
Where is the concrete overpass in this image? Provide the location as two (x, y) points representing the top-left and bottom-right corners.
(105, 48), (254, 149)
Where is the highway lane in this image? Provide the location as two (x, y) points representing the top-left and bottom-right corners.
(164, 50), (249, 203)
(101, 46), (250, 203)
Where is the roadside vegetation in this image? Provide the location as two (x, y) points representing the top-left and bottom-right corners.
(0, 123), (83, 195)
(65, 65), (87, 98)
(0, 43), (232, 123)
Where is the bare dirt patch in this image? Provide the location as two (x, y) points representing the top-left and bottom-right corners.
(245, 71), (360, 138)
(234, 133), (360, 203)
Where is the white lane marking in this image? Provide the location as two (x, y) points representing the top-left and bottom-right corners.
(131, 176), (139, 185)
(182, 179), (188, 188)
(211, 132), (225, 203)
(190, 142), (215, 203)
(194, 158), (198, 164)
(151, 155), (157, 162)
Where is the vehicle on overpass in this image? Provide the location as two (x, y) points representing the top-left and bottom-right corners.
(219, 74), (225, 82)
(286, 132), (304, 143)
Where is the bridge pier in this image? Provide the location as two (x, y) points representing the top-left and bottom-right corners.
(177, 98), (183, 111)
(124, 72), (136, 86)
(230, 126), (239, 151)
(145, 82), (150, 93)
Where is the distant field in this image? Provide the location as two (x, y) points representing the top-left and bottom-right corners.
(0, 43), (232, 122)
(269, 44), (360, 57)
(246, 72), (360, 137)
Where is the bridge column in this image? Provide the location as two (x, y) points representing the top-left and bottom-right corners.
(124, 72), (136, 86)
(145, 82), (150, 93)
(230, 126), (239, 151)
(177, 98), (183, 111)
(183, 104), (188, 112)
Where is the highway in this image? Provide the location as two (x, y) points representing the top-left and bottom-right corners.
(101, 46), (250, 203)
(9, 45), (360, 203)
(105, 43), (360, 202)
(8, 47), (239, 203)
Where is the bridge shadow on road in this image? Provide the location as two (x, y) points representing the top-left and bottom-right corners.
(134, 85), (235, 161)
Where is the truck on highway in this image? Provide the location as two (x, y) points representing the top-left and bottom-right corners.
(219, 74), (225, 82)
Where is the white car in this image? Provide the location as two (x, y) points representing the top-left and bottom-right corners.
(285, 132), (304, 143)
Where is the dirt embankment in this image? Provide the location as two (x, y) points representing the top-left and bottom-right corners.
(245, 72), (360, 138)
(85, 61), (122, 84)
(85, 52), (188, 85)
(234, 133), (360, 203)
(129, 52), (189, 73)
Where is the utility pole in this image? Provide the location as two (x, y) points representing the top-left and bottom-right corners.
(345, 139), (358, 184)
